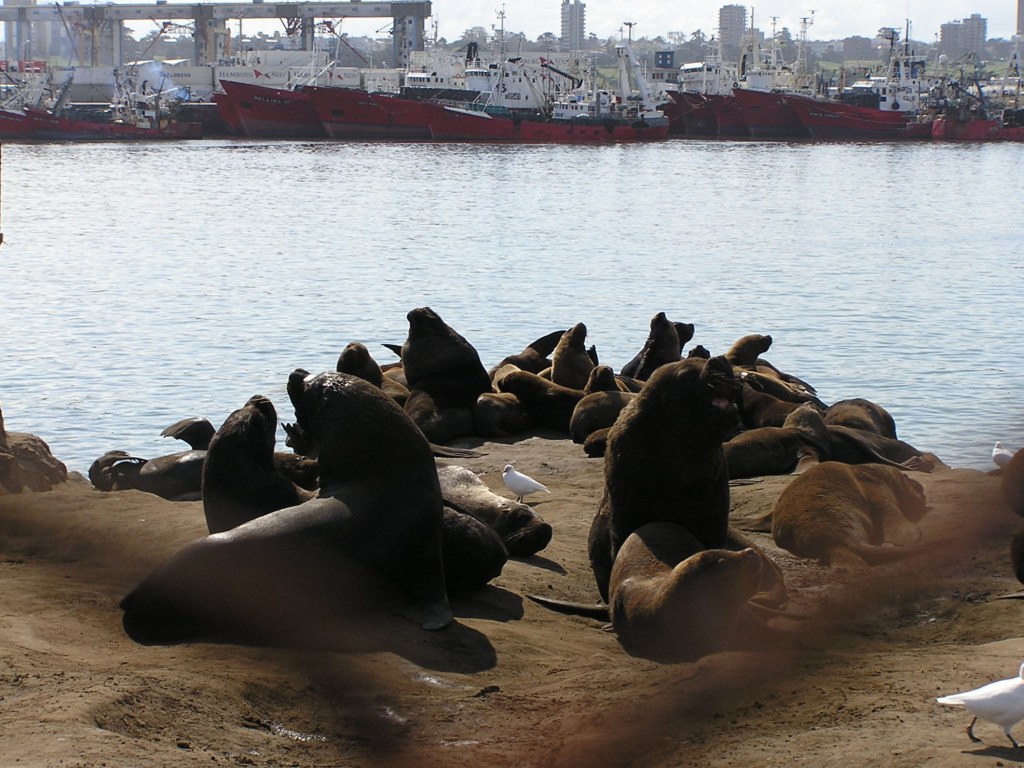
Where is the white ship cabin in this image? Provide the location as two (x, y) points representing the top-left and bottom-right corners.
(550, 90), (616, 120)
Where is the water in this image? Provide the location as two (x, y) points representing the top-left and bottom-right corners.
(2, 138), (1021, 474)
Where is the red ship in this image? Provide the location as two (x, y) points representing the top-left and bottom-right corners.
(931, 107), (1024, 141)
(23, 105), (201, 140)
(729, 88), (808, 139)
(216, 80), (325, 138)
(783, 93), (925, 141)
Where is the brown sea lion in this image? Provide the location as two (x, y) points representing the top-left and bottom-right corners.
(437, 464), (553, 557)
(474, 391), (533, 438)
(824, 398), (898, 439)
(724, 404), (831, 479)
(491, 329), (566, 376)
(1004, 449), (1024, 518)
(120, 370), (454, 645)
(201, 395), (315, 534)
(737, 381), (808, 429)
(608, 522), (769, 663)
(549, 322), (595, 390)
(587, 356), (742, 600)
(570, 390), (636, 445)
(770, 461), (930, 566)
(495, 369), (585, 434)
(825, 424), (941, 471)
(337, 341), (410, 405)
(400, 307), (493, 443)
(725, 334), (773, 369)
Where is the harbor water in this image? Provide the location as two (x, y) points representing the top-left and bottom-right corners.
(2, 137), (1021, 475)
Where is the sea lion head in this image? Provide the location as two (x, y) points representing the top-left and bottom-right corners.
(565, 322), (588, 348)
(336, 341), (384, 388)
(674, 322), (696, 346)
(209, 395), (279, 471)
(88, 450), (146, 491)
(584, 365), (619, 393)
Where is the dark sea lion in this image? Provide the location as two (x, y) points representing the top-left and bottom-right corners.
(441, 507), (508, 592)
(724, 404), (831, 479)
(725, 333), (773, 369)
(492, 329), (566, 376)
(687, 344), (711, 359)
(549, 323), (595, 390)
(88, 449), (206, 501)
(583, 364), (619, 394)
(570, 390), (636, 445)
(824, 398), (898, 439)
(400, 307), (493, 443)
(121, 370), (454, 645)
(1004, 449), (1024, 518)
(608, 522), (768, 663)
(437, 464), (553, 557)
(620, 318), (695, 379)
(495, 370), (585, 434)
(160, 416), (215, 450)
(588, 356), (742, 600)
(337, 341), (410, 405)
(740, 369), (823, 405)
(825, 424), (940, 471)
(770, 461), (930, 566)
(202, 395), (315, 534)
(582, 427), (611, 458)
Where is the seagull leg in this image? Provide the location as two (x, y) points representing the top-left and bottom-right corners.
(516, 495), (523, 503)
(967, 717), (981, 743)
(1005, 728), (1021, 748)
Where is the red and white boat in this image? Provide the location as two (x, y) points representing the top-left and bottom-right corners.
(785, 25), (932, 141)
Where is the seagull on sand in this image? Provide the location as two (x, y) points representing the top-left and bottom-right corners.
(994, 442), (1015, 469)
(937, 662), (1024, 747)
(502, 464), (551, 503)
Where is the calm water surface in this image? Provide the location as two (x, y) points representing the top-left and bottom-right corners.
(2, 138), (1021, 473)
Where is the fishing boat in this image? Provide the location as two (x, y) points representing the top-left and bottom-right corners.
(311, 28), (668, 144)
(22, 103), (201, 140)
(216, 79), (325, 138)
(785, 25), (931, 141)
(929, 43), (1024, 142)
(931, 106), (1024, 141)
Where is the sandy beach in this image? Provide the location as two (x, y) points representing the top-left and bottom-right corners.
(1, 427), (1022, 768)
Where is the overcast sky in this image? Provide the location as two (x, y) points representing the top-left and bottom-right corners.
(421, 0), (1019, 43)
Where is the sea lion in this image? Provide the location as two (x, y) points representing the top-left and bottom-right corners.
(201, 395), (315, 534)
(337, 341), (410, 405)
(608, 522), (769, 663)
(474, 391), (533, 438)
(437, 464), (553, 557)
(160, 416), (215, 450)
(825, 424), (940, 471)
(549, 323), (595, 390)
(495, 370), (586, 434)
(441, 507), (508, 592)
(725, 333), (773, 369)
(770, 461), (930, 566)
(491, 329), (566, 376)
(724, 403), (832, 479)
(88, 449), (206, 501)
(737, 381), (808, 429)
(120, 370), (454, 645)
(400, 307), (493, 443)
(619, 313), (693, 381)
(570, 390), (636, 445)
(824, 398), (898, 439)
(588, 356), (743, 600)
(1004, 449), (1024, 518)
(582, 427), (611, 458)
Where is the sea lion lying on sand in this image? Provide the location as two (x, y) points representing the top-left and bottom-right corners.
(770, 461), (931, 567)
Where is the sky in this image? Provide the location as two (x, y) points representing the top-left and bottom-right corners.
(419, 0), (1020, 43)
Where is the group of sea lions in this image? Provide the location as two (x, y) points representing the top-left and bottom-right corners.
(101, 306), (956, 661)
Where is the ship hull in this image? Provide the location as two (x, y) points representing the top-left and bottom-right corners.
(309, 86), (669, 143)
(931, 115), (1024, 141)
(730, 89), (808, 138)
(23, 106), (201, 140)
(784, 94), (921, 140)
(218, 80), (326, 138)
(704, 93), (748, 137)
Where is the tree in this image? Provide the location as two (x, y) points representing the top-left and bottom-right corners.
(536, 31), (558, 49)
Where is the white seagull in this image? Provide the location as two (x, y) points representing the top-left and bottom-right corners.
(937, 662), (1024, 748)
(994, 442), (1015, 469)
(502, 464), (551, 503)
